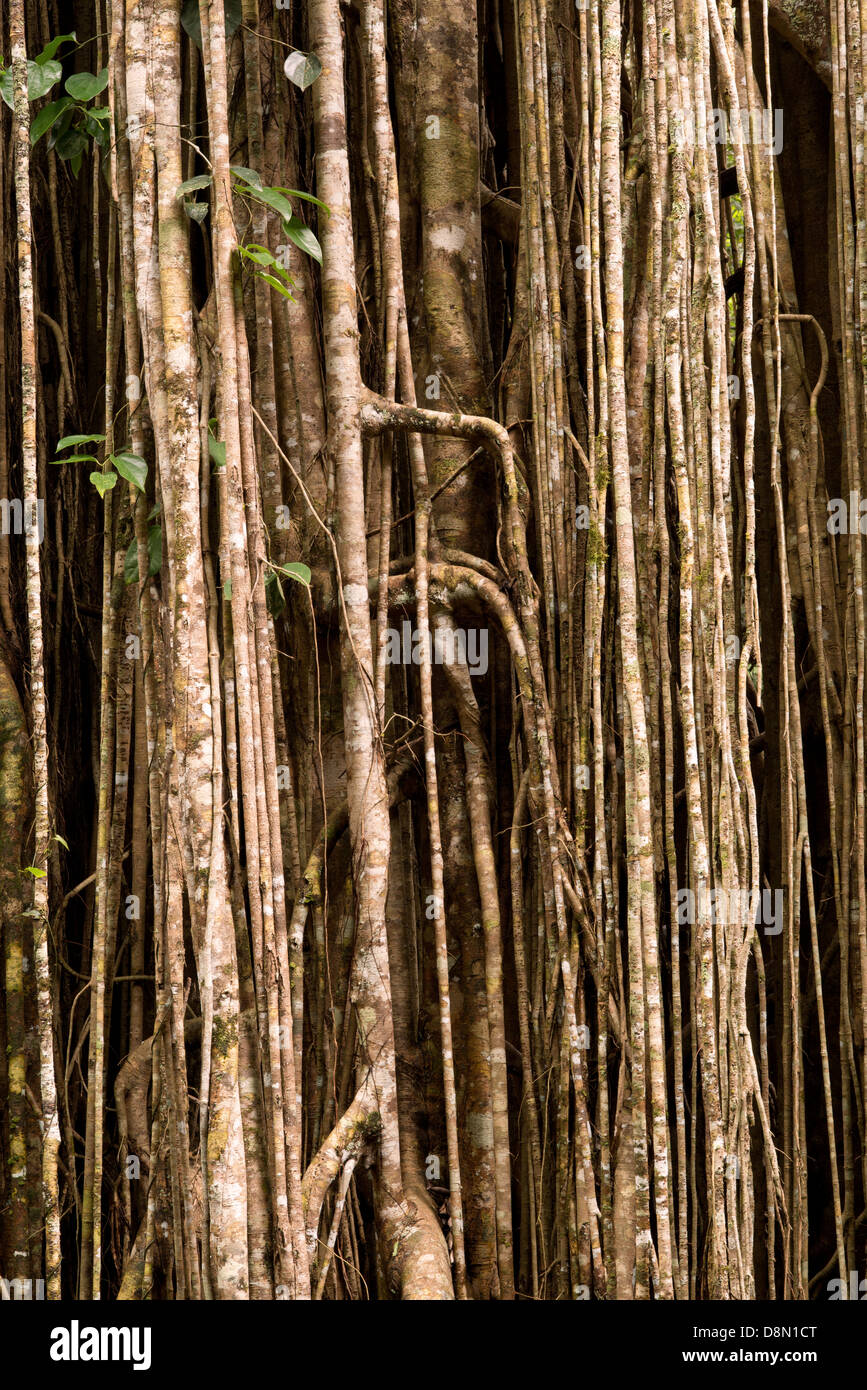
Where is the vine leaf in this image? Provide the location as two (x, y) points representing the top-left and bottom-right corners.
(30, 96), (73, 145)
(271, 186), (329, 213)
(258, 272), (293, 299)
(181, 0), (241, 49)
(54, 127), (88, 173)
(276, 562), (312, 586)
(37, 33), (77, 65)
(55, 433), (105, 450)
(176, 173), (213, 198)
(283, 216), (322, 265)
(65, 68), (108, 101)
(230, 165), (263, 190)
(238, 243), (273, 266)
(0, 58), (63, 108)
(283, 51), (322, 91)
(184, 200), (209, 224)
(125, 527), (162, 584)
(148, 524), (162, 577)
(244, 184), (295, 224)
(90, 470), (117, 498)
(111, 451), (147, 491)
(208, 433), (226, 469)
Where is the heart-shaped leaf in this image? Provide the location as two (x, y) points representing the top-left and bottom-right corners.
(65, 68), (108, 101)
(28, 59), (63, 102)
(1, 58), (65, 108)
(31, 96), (73, 144)
(184, 199), (209, 223)
(283, 51), (322, 91)
(277, 561), (312, 586)
(90, 469), (117, 497)
(54, 127), (88, 162)
(111, 451), (147, 491)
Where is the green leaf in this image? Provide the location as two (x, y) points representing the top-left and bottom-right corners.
(28, 59), (63, 102)
(1, 58), (66, 108)
(111, 451), (147, 491)
(53, 834), (70, 850)
(148, 524), (162, 576)
(258, 272), (293, 299)
(90, 469), (117, 497)
(65, 68), (108, 101)
(283, 51), (322, 91)
(265, 571), (285, 618)
(224, 0), (244, 34)
(184, 199), (209, 224)
(284, 216), (322, 265)
(54, 126), (88, 163)
(30, 96), (73, 144)
(176, 173), (212, 198)
(124, 537), (139, 585)
(239, 243), (275, 267)
(47, 104), (75, 149)
(125, 526), (162, 584)
(230, 165), (263, 190)
(208, 435), (226, 469)
(49, 453), (99, 465)
(22, 865), (46, 878)
(84, 112), (110, 147)
(271, 186), (329, 214)
(181, 0), (242, 49)
(223, 576), (232, 600)
(245, 184), (295, 224)
(277, 561), (312, 586)
(56, 433), (105, 450)
(35, 34), (76, 66)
